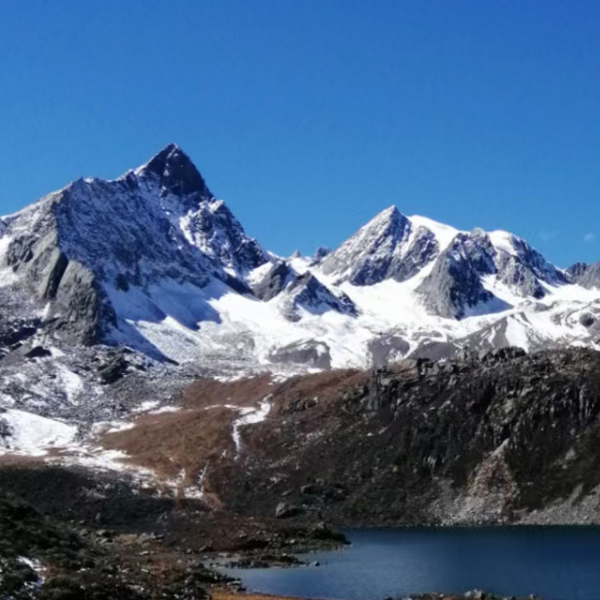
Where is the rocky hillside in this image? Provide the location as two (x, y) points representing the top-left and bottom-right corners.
(93, 346), (600, 527)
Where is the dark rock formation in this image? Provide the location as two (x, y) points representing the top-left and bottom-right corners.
(142, 143), (213, 199)
(417, 228), (564, 319)
(24, 346), (51, 359)
(417, 230), (502, 318)
(251, 261), (293, 301)
(282, 272), (358, 321)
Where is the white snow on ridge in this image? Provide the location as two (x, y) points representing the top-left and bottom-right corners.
(0, 234), (19, 287)
(488, 230), (518, 257)
(409, 214), (461, 251)
(97, 262), (600, 371)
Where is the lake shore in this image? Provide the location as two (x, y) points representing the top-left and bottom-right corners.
(210, 588), (539, 600)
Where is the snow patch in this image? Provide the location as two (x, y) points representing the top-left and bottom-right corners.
(504, 317), (530, 350)
(409, 215), (460, 251)
(0, 409), (77, 456)
(231, 398), (271, 456)
(489, 230), (518, 257)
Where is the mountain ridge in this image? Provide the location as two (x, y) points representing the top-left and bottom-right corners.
(0, 143), (599, 372)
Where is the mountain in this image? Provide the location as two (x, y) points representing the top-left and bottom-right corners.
(1, 143), (600, 443)
(0, 145), (266, 348)
(0, 145), (370, 366)
(1, 144), (600, 374)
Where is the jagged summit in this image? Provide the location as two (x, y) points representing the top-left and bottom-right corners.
(136, 143), (214, 199)
(372, 204), (401, 221)
(320, 205), (438, 285)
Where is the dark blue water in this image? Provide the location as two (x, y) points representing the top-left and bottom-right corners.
(222, 528), (600, 600)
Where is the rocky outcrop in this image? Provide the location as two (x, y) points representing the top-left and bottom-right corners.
(251, 261), (294, 301)
(573, 261), (600, 289)
(417, 230), (502, 318)
(566, 261), (588, 283)
(495, 235), (566, 294)
(417, 229), (565, 319)
(142, 142), (213, 199)
(281, 273), (358, 321)
(367, 334), (410, 367)
(311, 246), (331, 264)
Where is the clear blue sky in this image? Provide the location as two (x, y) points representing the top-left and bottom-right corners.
(1, 1), (599, 267)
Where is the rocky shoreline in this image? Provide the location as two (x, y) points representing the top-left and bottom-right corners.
(0, 469), (547, 600)
(211, 591), (540, 600)
(0, 463), (349, 599)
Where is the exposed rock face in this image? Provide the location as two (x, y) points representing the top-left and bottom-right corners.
(367, 334), (410, 367)
(281, 273), (358, 321)
(495, 235), (566, 293)
(181, 199), (268, 280)
(311, 246), (331, 264)
(417, 229), (565, 319)
(3, 206), (118, 345)
(320, 206), (439, 285)
(250, 262), (358, 322)
(566, 261), (588, 283)
(251, 261), (294, 301)
(417, 230), (501, 318)
(142, 142), (213, 198)
(574, 261), (600, 289)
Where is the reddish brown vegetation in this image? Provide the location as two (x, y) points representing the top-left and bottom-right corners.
(182, 374), (275, 409)
(99, 369), (367, 500)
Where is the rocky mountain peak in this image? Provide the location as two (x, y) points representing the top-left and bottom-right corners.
(373, 204), (402, 223)
(137, 143), (214, 199)
(319, 206), (417, 285)
(566, 262), (588, 283)
(572, 262), (600, 290)
(312, 247), (331, 263)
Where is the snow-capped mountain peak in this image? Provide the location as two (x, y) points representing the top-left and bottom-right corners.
(319, 205), (439, 285)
